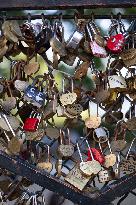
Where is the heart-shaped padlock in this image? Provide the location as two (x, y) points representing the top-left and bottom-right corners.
(106, 34), (125, 54)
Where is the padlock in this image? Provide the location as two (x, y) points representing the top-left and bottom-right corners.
(21, 19), (41, 48)
(93, 127), (109, 143)
(114, 152), (121, 179)
(59, 78), (77, 106)
(36, 18), (53, 53)
(43, 94), (57, 119)
(102, 139), (116, 168)
(24, 75), (47, 108)
(85, 101), (101, 129)
(65, 166), (91, 191)
(106, 34), (125, 54)
(85, 22), (107, 58)
(1, 113), (21, 154)
(106, 17), (136, 54)
(87, 127), (109, 164)
(98, 168), (114, 183)
(37, 145), (53, 173)
(66, 30), (84, 50)
(56, 105), (65, 117)
(58, 129), (74, 158)
(120, 34), (136, 67)
(50, 20), (67, 57)
(66, 16), (85, 51)
(87, 148), (105, 165)
(120, 137), (136, 174)
(108, 75), (127, 91)
(23, 111), (41, 132)
(111, 121), (127, 152)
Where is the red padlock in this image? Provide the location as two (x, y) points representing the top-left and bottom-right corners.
(87, 148), (105, 165)
(106, 34), (125, 54)
(23, 111), (41, 132)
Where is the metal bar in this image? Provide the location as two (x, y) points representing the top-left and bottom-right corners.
(0, 14), (136, 21)
(0, 0), (135, 10)
(117, 193), (129, 205)
(130, 191), (136, 196)
(95, 173), (136, 204)
(0, 150), (135, 205)
(0, 150), (95, 205)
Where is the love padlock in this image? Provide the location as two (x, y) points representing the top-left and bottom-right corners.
(24, 75), (47, 108)
(87, 148), (105, 165)
(106, 17), (136, 54)
(106, 34), (125, 54)
(85, 22), (107, 58)
(105, 16), (126, 54)
(23, 111), (41, 132)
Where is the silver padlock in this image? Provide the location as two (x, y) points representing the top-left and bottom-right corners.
(66, 29), (84, 50)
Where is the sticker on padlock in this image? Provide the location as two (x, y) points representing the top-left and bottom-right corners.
(24, 76), (47, 107)
(23, 111), (41, 132)
(60, 92), (77, 106)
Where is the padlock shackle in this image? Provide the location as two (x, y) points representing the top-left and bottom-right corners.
(107, 139), (112, 154)
(47, 144), (51, 163)
(88, 21), (101, 36)
(126, 137), (136, 159)
(2, 113), (16, 138)
(85, 23), (93, 42)
(31, 75), (46, 87)
(77, 142), (84, 163)
(59, 129), (65, 145)
(86, 140), (94, 161)
(67, 128), (71, 145)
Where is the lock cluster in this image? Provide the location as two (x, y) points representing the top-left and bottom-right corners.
(0, 13), (135, 205)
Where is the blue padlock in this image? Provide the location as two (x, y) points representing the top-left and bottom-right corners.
(24, 75), (47, 108)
